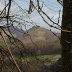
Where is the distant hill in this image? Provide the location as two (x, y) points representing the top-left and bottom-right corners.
(2, 26), (61, 55)
(22, 26), (61, 54)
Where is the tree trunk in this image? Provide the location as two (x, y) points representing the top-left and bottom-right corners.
(61, 0), (72, 72)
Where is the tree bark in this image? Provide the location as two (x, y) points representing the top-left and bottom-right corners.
(61, 0), (72, 72)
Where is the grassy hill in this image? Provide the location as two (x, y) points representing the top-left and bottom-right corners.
(20, 26), (61, 55)
(0, 26), (61, 55)
(0, 26), (62, 72)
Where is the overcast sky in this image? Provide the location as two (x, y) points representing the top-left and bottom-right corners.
(0, 0), (63, 32)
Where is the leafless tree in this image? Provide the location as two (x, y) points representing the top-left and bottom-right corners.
(0, 0), (67, 72)
(61, 0), (72, 72)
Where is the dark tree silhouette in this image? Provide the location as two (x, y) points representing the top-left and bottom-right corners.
(61, 0), (72, 72)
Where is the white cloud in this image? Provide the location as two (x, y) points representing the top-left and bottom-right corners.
(31, 6), (62, 23)
(0, 3), (4, 11)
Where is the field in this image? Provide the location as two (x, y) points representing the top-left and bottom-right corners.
(1, 54), (61, 72)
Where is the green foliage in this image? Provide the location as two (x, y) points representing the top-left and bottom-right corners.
(0, 39), (4, 46)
